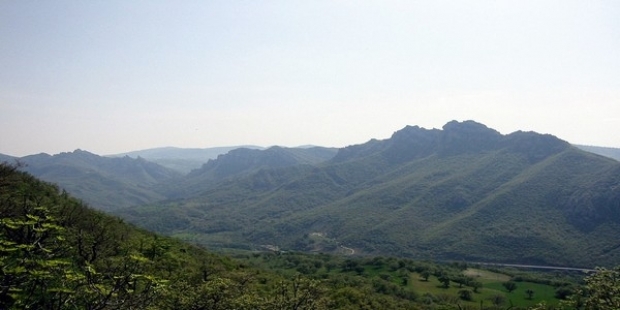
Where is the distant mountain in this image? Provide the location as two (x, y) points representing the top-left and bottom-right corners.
(116, 121), (620, 267)
(163, 146), (338, 198)
(0, 153), (16, 164)
(109, 145), (264, 173)
(575, 145), (620, 162)
(16, 149), (180, 210)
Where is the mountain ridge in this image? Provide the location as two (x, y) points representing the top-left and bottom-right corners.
(3, 120), (619, 267)
(108, 145), (265, 173)
(13, 149), (180, 210)
(115, 120), (620, 267)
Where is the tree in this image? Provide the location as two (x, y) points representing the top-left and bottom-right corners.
(0, 165), (167, 309)
(554, 286), (574, 300)
(489, 294), (505, 306)
(438, 275), (451, 288)
(420, 270), (431, 281)
(503, 280), (517, 293)
(267, 276), (327, 310)
(453, 274), (474, 289)
(578, 266), (620, 310)
(458, 289), (473, 301)
(526, 288), (534, 300)
(470, 281), (482, 293)
(0, 205), (75, 309)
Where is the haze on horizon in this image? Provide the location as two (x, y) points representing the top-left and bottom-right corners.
(1, 1), (619, 157)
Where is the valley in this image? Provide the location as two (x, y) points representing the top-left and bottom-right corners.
(2, 120), (620, 309)
(3, 121), (619, 269)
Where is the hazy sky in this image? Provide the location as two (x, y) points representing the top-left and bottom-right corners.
(1, 1), (619, 156)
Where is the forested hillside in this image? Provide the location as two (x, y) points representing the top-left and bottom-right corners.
(3, 121), (620, 268)
(11, 150), (179, 210)
(0, 163), (332, 309)
(116, 121), (620, 267)
(163, 146), (338, 198)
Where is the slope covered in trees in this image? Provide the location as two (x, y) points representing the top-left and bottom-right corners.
(2, 156), (620, 309)
(116, 121), (620, 267)
(163, 146), (338, 199)
(9, 150), (180, 211)
(0, 163), (332, 309)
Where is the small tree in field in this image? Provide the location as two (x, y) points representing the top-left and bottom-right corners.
(526, 289), (534, 300)
(503, 281), (517, 293)
(458, 289), (473, 301)
(470, 281), (482, 293)
(438, 275), (451, 288)
(490, 294), (505, 306)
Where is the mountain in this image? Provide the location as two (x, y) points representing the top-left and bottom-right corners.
(109, 145), (264, 173)
(7, 162), (538, 309)
(116, 121), (620, 267)
(188, 146), (337, 179)
(0, 153), (16, 164)
(16, 149), (180, 210)
(162, 146), (338, 198)
(575, 144), (620, 162)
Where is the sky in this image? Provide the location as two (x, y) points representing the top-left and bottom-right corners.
(1, 1), (619, 157)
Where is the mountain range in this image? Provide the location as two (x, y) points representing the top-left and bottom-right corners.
(575, 144), (620, 162)
(5, 149), (180, 210)
(2, 120), (619, 267)
(0, 146), (338, 210)
(108, 145), (265, 173)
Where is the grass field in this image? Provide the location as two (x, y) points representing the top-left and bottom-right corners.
(239, 253), (565, 308)
(411, 268), (558, 307)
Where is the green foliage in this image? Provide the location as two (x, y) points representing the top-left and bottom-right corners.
(503, 280), (518, 293)
(235, 252), (590, 309)
(0, 163), (332, 309)
(0, 164), (168, 308)
(458, 289), (473, 301)
(579, 266), (620, 310)
(554, 285), (575, 300)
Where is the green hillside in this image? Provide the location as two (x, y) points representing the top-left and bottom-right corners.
(116, 121), (620, 267)
(15, 150), (180, 210)
(6, 161), (573, 310)
(0, 162), (343, 309)
(162, 146), (338, 199)
(3, 156), (620, 309)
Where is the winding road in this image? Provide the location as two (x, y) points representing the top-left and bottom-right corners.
(339, 245), (355, 255)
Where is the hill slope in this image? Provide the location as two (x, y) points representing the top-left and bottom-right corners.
(16, 149), (180, 210)
(5, 162), (506, 309)
(117, 121), (620, 267)
(163, 146), (338, 198)
(0, 163), (262, 308)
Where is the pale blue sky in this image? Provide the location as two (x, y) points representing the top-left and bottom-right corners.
(1, 1), (619, 156)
